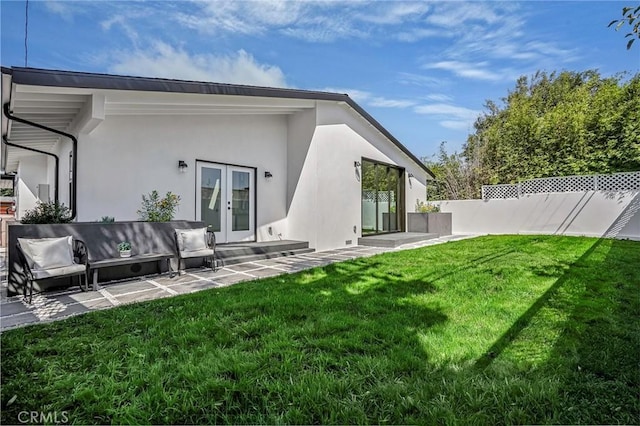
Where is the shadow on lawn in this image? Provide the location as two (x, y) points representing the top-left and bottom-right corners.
(545, 238), (640, 424)
(474, 237), (640, 423)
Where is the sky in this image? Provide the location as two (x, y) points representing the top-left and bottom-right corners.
(1, 1), (638, 159)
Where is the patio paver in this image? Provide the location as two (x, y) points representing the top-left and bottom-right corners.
(0, 234), (478, 331)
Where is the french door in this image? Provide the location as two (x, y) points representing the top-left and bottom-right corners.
(196, 161), (255, 243)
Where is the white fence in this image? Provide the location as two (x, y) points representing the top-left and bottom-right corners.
(482, 171), (640, 200)
(439, 171), (640, 241)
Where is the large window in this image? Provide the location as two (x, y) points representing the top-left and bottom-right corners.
(361, 159), (403, 235)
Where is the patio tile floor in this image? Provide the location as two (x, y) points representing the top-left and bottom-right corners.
(0, 234), (477, 331)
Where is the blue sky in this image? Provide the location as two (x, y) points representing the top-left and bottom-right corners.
(1, 1), (638, 159)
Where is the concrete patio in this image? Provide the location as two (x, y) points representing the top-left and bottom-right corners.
(0, 234), (475, 332)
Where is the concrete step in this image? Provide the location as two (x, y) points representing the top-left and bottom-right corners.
(358, 232), (439, 248)
(212, 240), (313, 266)
(216, 247), (315, 267)
(215, 240), (309, 259)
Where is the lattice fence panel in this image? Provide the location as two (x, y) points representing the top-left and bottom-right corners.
(598, 171), (640, 191)
(521, 175), (595, 194)
(482, 184), (519, 200)
(362, 190), (396, 203)
(481, 171), (640, 200)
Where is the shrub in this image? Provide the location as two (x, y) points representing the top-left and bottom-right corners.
(415, 199), (441, 213)
(99, 216), (115, 223)
(137, 190), (181, 222)
(20, 201), (72, 224)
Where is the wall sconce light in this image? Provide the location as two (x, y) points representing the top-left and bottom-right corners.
(354, 161), (361, 168)
(264, 171), (273, 179)
(408, 173), (414, 179)
(178, 160), (188, 172)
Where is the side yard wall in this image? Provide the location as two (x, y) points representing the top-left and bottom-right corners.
(439, 191), (640, 240)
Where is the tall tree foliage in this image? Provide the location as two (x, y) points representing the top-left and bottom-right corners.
(427, 70), (640, 199)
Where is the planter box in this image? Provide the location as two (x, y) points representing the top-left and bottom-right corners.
(407, 212), (452, 236)
(7, 220), (204, 296)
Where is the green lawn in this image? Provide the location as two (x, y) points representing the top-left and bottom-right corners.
(1, 235), (639, 425)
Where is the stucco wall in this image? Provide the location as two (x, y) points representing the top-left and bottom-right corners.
(76, 114), (289, 242)
(53, 138), (74, 209)
(439, 191), (640, 240)
(17, 99), (429, 251)
(287, 101), (428, 251)
(15, 155), (49, 219)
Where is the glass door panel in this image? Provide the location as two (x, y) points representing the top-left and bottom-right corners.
(197, 162), (255, 243)
(226, 166), (255, 242)
(388, 167), (400, 232)
(200, 166), (223, 233)
(231, 170), (250, 231)
(375, 164), (389, 233)
(361, 159), (403, 235)
(361, 161), (377, 235)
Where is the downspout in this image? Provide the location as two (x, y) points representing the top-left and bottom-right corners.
(3, 103), (77, 220)
(2, 135), (59, 204)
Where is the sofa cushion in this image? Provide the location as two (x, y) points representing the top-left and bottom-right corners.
(18, 236), (75, 271)
(175, 228), (208, 252)
(31, 263), (86, 279)
(179, 248), (214, 259)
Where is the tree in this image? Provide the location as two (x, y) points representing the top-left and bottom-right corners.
(608, 5), (640, 50)
(423, 142), (484, 200)
(425, 70), (640, 199)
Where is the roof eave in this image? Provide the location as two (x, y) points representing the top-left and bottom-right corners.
(4, 66), (435, 178)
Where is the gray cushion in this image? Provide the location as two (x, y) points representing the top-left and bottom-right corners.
(18, 236), (75, 270)
(175, 228), (208, 252)
(31, 263), (86, 279)
(179, 248), (214, 259)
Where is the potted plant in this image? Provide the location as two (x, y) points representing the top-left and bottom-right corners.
(117, 241), (132, 258)
(408, 199), (452, 236)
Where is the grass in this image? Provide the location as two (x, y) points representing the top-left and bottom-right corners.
(1, 235), (639, 425)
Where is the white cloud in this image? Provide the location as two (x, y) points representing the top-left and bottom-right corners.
(356, 2), (431, 25)
(322, 87), (415, 109)
(424, 93), (453, 102)
(369, 98), (416, 108)
(101, 15), (140, 45)
(395, 28), (445, 42)
(414, 103), (479, 118)
(172, 0), (432, 43)
(280, 15), (369, 42)
(414, 103), (480, 131)
(44, 0), (76, 20)
(423, 61), (504, 81)
(426, 2), (503, 28)
(397, 72), (445, 88)
(109, 43), (287, 87)
(176, 0), (332, 38)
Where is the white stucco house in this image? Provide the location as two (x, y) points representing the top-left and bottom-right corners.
(1, 67), (434, 251)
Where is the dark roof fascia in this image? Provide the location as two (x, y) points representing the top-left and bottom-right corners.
(6, 66), (434, 177)
(8, 66), (346, 101)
